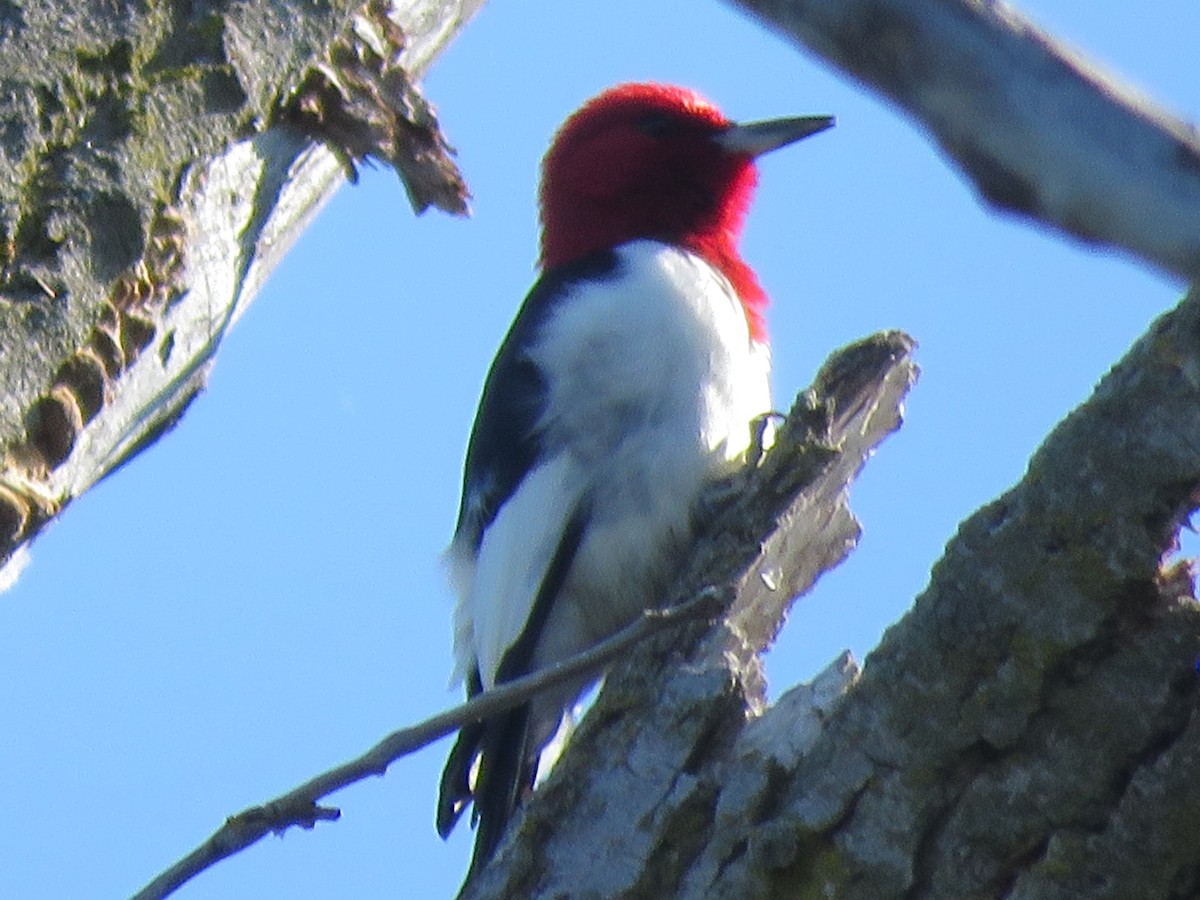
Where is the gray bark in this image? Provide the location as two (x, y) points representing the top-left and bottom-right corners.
(466, 302), (1200, 899)
(0, 0), (481, 580)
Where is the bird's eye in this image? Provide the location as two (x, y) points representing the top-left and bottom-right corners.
(637, 112), (676, 137)
(637, 112), (723, 142)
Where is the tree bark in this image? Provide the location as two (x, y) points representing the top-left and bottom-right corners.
(466, 303), (1200, 899)
(0, 0), (481, 581)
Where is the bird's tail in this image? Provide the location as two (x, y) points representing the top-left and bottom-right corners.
(436, 719), (482, 839)
(471, 703), (536, 877)
(437, 502), (591, 879)
(436, 702), (536, 881)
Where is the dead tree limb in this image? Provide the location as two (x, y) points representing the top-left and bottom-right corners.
(726, 0), (1200, 282)
(0, 0), (484, 583)
(130, 591), (722, 900)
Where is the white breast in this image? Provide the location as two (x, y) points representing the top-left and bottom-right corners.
(451, 239), (771, 691)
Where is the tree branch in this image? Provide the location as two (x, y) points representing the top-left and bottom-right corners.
(0, 0), (485, 585)
(466, 330), (918, 897)
(725, 0), (1200, 282)
(741, 287), (1200, 899)
(130, 590), (723, 900)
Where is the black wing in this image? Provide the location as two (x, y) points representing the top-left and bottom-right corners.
(452, 250), (621, 552)
(438, 251), (620, 878)
(466, 500), (590, 877)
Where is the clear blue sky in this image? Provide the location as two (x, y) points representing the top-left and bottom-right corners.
(1, 1), (1195, 897)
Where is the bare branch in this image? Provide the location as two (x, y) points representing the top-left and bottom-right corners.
(726, 0), (1200, 281)
(129, 591), (722, 900)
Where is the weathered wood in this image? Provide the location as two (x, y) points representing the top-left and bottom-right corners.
(0, 0), (483, 581)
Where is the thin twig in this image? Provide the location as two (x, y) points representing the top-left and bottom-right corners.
(129, 589), (724, 900)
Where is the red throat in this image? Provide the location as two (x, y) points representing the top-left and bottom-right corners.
(538, 84), (770, 344)
(688, 238), (769, 345)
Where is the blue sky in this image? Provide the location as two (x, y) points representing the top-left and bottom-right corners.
(1, 1), (1196, 897)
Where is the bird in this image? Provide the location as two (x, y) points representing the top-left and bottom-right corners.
(436, 82), (833, 878)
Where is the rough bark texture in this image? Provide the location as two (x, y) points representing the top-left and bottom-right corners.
(464, 294), (1200, 897)
(0, 0), (481, 582)
(760, 289), (1200, 899)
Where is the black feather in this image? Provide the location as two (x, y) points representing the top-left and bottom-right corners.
(436, 667), (483, 837)
(438, 251), (620, 879)
(463, 501), (585, 873)
(452, 251), (621, 550)
(465, 500), (590, 877)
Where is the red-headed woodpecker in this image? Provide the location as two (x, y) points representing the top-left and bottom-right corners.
(437, 83), (833, 875)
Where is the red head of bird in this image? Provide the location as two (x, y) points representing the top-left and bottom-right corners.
(538, 83), (833, 342)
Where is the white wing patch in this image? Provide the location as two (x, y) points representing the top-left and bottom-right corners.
(467, 454), (581, 688)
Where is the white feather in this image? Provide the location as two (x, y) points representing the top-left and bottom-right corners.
(470, 454), (579, 687)
(449, 239), (770, 702)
